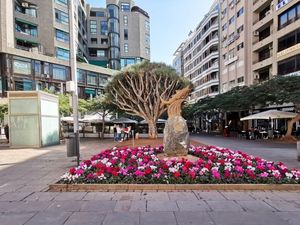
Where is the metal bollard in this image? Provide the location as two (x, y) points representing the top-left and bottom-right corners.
(297, 141), (300, 161)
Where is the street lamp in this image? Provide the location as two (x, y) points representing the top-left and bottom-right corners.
(68, 0), (80, 166)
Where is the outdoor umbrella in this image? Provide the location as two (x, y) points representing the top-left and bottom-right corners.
(240, 110), (298, 121)
(111, 117), (138, 124)
(139, 119), (167, 124)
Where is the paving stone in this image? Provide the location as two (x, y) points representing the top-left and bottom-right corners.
(112, 192), (142, 201)
(24, 192), (59, 201)
(141, 192), (169, 200)
(83, 192), (115, 201)
(249, 191), (283, 200)
(140, 212), (177, 225)
(0, 192), (33, 201)
(12, 201), (52, 213)
(81, 200), (116, 213)
(129, 200), (147, 212)
(0, 212), (35, 225)
(53, 192), (87, 201)
(276, 212), (300, 225)
(0, 201), (19, 212)
(46, 200), (83, 212)
(195, 191), (227, 200)
(0, 183), (24, 192)
(264, 200), (300, 212)
(102, 212), (139, 225)
(236, 200), (276, 212)
(177, 200), (210, 211)
(206, 200), (244, 212)
(273, 191), (300, 201)
(168, 192), (198, 201)
(16, 185), (48, 192)
(175, 211), (215, 225)
(221, 191), (254, 201)
(209, 211), (290, 225)
(114, 200), (131, 212)
(147, 200), (178, 212)
(64, 212), (106, 225)
(24, 211), (72, 225)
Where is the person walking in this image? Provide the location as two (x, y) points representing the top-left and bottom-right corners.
(116, 125), (122, 142)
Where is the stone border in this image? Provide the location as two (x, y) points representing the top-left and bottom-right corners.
(48, 183), (300, 192)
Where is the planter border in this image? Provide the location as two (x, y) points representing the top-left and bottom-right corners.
(48, 183), (300, 192)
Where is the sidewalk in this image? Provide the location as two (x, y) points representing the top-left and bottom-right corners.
(0, 138), (299, 225)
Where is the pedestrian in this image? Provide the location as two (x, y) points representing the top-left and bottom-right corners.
(4, 124), (9, 141)
(116, 125), (122, 142)
(122, 126), (131, 140)
(113, 124), (117, 141)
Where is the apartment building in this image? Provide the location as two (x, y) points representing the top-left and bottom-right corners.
(178, 0), (220, 103)
(252, 0), (300, 82)
(172, 42), (185, 76)
(87, 0), (151, 70)
(0, 0), (150, 99)
(219, 0), (252, 93)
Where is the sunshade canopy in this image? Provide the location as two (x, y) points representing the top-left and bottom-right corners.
(240, 110), (297, 121)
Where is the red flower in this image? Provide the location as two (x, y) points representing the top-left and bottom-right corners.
(144, 167), (152, 175)
(174, 171), (181, 178)
(69, 167), (76, 175)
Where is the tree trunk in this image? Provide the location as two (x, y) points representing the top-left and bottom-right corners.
(101, 120), (105, 139)
(148, 120), (158, 139)
(282, 114), (300, 141)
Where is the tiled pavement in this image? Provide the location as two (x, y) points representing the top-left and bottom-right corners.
(0, 139), (300, 225)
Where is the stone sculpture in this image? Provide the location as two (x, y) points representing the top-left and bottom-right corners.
(161, 86), (192, 156)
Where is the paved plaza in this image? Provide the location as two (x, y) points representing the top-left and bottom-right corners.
(0, 138), (299, 225)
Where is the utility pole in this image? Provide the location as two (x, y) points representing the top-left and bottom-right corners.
(68, 0), (80, 166)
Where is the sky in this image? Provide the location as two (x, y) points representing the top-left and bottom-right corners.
(86, 0), (214, 66)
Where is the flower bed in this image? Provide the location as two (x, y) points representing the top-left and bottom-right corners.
(60, 146), (300, 184)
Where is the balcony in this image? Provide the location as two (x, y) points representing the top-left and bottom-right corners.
(224, 56), (238, 66)
(253, 0), (273, 13)
(253, 11), (273, 32)
(253, 35), (273, 52)
(253, 57), (272, 71)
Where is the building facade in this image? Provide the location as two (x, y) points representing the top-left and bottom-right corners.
(219, 0), (252, 93)
(0, 0), (150, 99)
(178, 0), (220, 104)
(87, 0), (151, 70)
(252, 0), (300, 82)
(172, 42), (185, 76)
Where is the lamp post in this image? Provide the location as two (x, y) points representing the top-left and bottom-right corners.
(68, 0), (80, 166)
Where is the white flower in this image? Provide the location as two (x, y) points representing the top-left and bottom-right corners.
(285, 172), (293, 179)
(169, 167), (178, 173)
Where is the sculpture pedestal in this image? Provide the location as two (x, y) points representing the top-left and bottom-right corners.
(163, 116), (189, 156)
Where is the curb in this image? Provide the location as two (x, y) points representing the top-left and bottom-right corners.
(48, 183), (300, 192)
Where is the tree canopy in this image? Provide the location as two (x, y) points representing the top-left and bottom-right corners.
(106, 61), (191, 138)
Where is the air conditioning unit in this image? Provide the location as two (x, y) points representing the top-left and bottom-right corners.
(45, 74), (50, 79)
(253, 31), (259, 36)
(265, 10), (271, 16)
(21, 2), (29, 7)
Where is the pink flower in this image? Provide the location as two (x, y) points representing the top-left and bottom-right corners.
(134, 170), (145, 177)
(212, 169), (221, 179)
(76, 168), (84, 176)
(260, 172), (269, 178)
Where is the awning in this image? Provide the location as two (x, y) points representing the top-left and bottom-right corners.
(139, 119), (167, 124)
(240, 110), (298, 121)
(111, 117), (138, 124)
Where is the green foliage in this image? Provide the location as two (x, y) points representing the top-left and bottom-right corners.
(0, 104), (8, 122)
(192, 76), (300, 116)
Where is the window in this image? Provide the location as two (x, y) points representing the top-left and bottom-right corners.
(278, 54), (300, 75)
(229, 16), (235, 25)
(43, 62), (49, 75)
(237, 42), (244, 51)
(55, 0), (68, 6)
(91, 38), (97, 44)
(237, 7), (244, 17)
(123, 15), (128, 26)
(222, 23), (227, 31)
(53, 65), (68, 80)
(77, 69), (85, 84)
(145, 33), (150, 45)
(237, 77), (244, 83)
(279, 2), (300, 29)
(15, 20), (38, 37)
(55, 29), (69, 43)
(97, 50), (105, 57)
(121, 3), (130, 12)
(100, 21), (108, 35)
(124, 29), (128, 40)
(56, 48), (70, 60)
(101, 38), (108, 45)
(278, 28), (300, 52)
(91, 11), (105, 17)
(13, 59), (31, 75)
(99, 76), (108, 86)
(34, 61), (41, 76)
(124, 43), (129, 53)
(87, 72), (97, 85)
(90, 20), (97, 34)
(55, 9), (69, 25)
(237, 25), (244, 33)
(146, 47), (150, 55)
(15, 1), (37, 17)
(145, 20), (150, 32)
